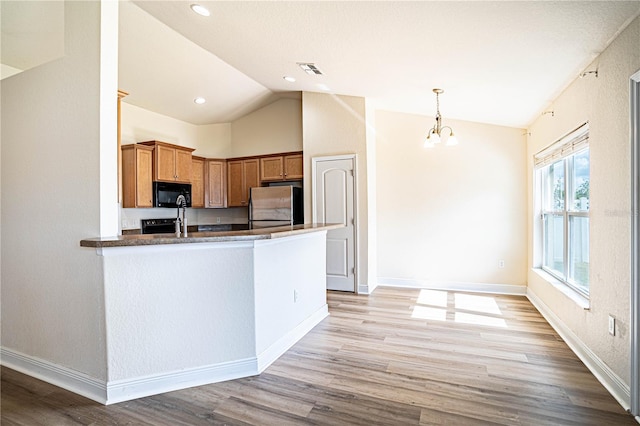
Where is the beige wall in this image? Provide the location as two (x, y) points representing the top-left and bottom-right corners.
(375, 110), (527, 288)
(230, 98), (302, 158)
(527, 15), (640, 384)
(120, 102), (232, 158)
(302, 92), (374, 292)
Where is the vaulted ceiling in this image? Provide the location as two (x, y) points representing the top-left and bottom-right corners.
(4, 1), (640, 129)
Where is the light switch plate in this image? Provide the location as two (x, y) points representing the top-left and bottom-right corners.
(608, 315), (615, 336)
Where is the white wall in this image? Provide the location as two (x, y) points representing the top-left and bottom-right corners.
(1, 1), (113, 380)
(375, 110), (527, 288)
(230, 98), (302, 158)
(302, 92), (374, 292)
(527, 15), (640, 385)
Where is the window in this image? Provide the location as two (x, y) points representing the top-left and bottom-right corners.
(535, 124), (589, 296)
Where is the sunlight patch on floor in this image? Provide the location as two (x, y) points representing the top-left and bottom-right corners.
(411, 289), (507, 328)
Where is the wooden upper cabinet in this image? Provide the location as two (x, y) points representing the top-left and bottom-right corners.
(205, 160), (227, 208)
(244, 158), (260, 194)
(260, 156), (284, 181)
(139, 140), (195, 183)
(175, 149), (193, 183)
(260, 152), (303, 182)
(191, 156), (205, 208)
(121, 144), (154, 208)
(283, 153), (303, 180)
(227, 158), (259, 207)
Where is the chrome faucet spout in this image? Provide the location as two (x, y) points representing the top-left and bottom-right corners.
(176, 195), (187, 237)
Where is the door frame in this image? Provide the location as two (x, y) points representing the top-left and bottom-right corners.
(630, 68), (640, 418)
(311, 154), (358, 293)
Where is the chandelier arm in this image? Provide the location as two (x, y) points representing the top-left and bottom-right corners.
(440, 126), (454, 136)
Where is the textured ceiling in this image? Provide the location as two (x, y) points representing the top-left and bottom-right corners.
(6, 1), (640, 128)
(0, 1), (65, 79)
(127, 0), (640, 128)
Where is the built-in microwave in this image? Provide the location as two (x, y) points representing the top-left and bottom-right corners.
(153, 182), (191, 208)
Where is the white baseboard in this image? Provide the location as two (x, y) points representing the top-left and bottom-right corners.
(377, 277), (527, 296)
(2, 306), (330, 405)
(105, 357), (258, 404)
(256, 304), (329, 372)
(1, 348), (108, 404)
(358, 282), (377, 294)
(527, 288), (631, 410)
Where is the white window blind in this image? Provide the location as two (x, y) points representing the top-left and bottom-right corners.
(534, 123), (589, 168)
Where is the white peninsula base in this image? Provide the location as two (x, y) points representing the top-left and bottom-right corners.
(100, 230), (328, 404)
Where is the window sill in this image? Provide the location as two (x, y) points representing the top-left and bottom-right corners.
(531, 268), (590, 310)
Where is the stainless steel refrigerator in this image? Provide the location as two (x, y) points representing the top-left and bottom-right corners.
(248, 186), (303, 229)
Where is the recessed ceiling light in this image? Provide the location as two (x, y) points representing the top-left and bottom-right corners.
(194, 97), (206, 104)
(283, 76), (296, 83)
(190, 4), (210, 17)
(316, 83), (331, 92)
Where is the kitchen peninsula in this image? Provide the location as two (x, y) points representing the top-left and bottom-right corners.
(80, 223), (340, 404)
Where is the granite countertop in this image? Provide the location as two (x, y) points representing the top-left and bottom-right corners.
(80, 223), (343, 248)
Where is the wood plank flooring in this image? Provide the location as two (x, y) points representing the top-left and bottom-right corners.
(1, 287), (635, 425)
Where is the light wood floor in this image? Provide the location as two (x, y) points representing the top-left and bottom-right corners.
(1, 287), (635, 425)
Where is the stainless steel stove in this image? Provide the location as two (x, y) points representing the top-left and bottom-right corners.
(140, 218), (177, 234)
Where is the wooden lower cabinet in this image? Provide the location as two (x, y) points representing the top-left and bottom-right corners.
(205, 160), (227, 208)
(121, 144), (154, 208)
(191, 156), (205, 208)
(227, 159), (259, 207)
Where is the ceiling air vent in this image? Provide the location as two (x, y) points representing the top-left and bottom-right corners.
(298, 63), (323, 75)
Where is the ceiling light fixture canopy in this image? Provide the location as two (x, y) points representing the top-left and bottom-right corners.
(424, 88), (458, 148)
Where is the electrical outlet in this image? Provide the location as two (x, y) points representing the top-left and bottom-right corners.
(121, 219), (128, 229)
(294, 289), (299, 303)
(216, 217), (221, 224)
(608, 315), (616, 336)
(498, 260), (505, 268)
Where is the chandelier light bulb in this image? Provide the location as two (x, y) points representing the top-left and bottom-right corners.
(424, 88), (458, 148)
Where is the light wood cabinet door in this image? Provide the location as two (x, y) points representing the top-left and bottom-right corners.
(227, 160), (245, 207)
(260, 156), (284, 181)
(155, 145), (177, 181)
(227, 159), (260, 207)
(139, 141), (195, 183)
(191, 157), (205, 208)
(175, 149), (192, 183)
(122, 144), (153, 208)
(284, 154), (303, 179)
(206, 160), (227, 208)
(244, 159), (260, 201)
(259, 153), (303, 182)
(136, 149), (154, 207)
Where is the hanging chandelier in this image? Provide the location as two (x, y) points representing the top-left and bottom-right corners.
(424, 88), (458, 148)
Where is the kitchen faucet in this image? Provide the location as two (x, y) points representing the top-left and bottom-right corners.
(175, 195), (187, 237)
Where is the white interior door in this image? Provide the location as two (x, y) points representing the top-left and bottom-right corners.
(313, 155), (356, 292)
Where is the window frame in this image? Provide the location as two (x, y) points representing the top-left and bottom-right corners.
(536, 124), (589, 297)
